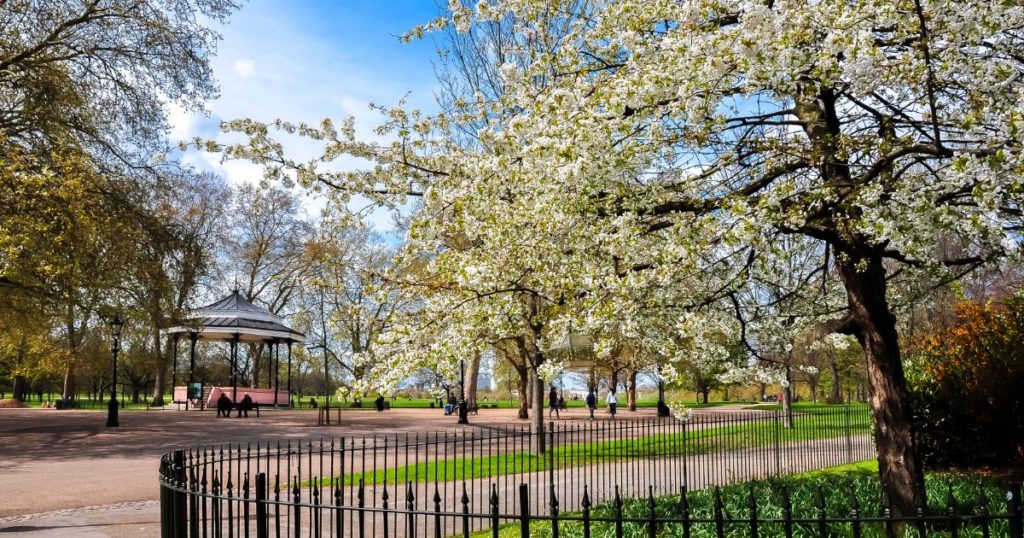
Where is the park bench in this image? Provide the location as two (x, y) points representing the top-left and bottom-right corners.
(235, 402), (260, 417)
(466, 402), (498, 415)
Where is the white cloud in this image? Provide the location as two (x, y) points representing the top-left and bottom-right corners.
(168, 3), (439, 232)
(232, 58), (256, 77)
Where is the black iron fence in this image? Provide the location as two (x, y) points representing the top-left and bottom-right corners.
(155, 407), (1017, 537)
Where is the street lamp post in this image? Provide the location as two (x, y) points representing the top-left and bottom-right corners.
(457, 358), (469, 424)
(656, 364), (670, 417)
(106, 313), (124, 428)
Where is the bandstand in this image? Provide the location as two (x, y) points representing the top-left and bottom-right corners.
(164, 290), (304, 409)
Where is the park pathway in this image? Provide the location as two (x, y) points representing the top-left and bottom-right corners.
(0, 405), (868, 537)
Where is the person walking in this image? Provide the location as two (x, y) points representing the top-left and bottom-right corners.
(548, 385), (560, 419)
(585, 389), (597, 420)
(606, 388), (618, 420)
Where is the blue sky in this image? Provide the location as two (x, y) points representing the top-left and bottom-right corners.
(171, 1), (444, 227)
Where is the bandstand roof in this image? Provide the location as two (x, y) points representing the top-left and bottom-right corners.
(548, 332), (596, 368)
(164, 290), (305, 343)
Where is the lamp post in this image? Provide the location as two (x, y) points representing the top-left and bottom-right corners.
(656, 363), (670, 417)
(457, 358), (469, 424)
(106, 313), (123, 428)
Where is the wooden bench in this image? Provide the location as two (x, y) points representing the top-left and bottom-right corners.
(232, 402), (260, 418)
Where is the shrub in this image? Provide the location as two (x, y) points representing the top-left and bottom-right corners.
(906, 293), (1024, 469)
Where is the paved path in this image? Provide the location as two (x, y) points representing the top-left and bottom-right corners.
(0, 405), (841, 537)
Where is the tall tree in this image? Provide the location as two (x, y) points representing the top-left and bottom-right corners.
(221, 0), (1024, 515)
(0, 0), (238, 160)
(222, 184), (312, 386)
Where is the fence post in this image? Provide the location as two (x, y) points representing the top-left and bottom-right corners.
(188, 466), (199, 538)
(550, 484), (560, 538)
(406, 482), (417, 538)
(357, 479), (366, 538)
(582, 486), (592, 538)
(173, 449), (187, 538)
(679, 486), (691, 538)
(945, 484), (959, 538)
(844, 406), (853, 463)
(1009, 483), (1023, 538)
(714, 487), (725, 538)
(614, 486), (624, 538)
(816, 485), (827, 538)
(915, 483), (927, 538)
(242, 474), (250, 538)
(292, 479), (301, 538)
(882, 490), (895, 538)
(782, 485), (793, 538)
(773, 410), (782, 476)
(462, 483), (471, 538)
(748, 484), (759, 538)
(490, 484), (500, 538)
(849, 485), (861, 538)
(382, 483), (390, 538)
(255, 473), (268, 538)
(519, 483), (530, 538)
(977, 484), (991, 538)
(160, 457), (173, 538)
(647, 486), (657, 538)
(433, 486), (443, 538)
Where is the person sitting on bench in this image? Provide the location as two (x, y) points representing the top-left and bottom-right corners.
(236, 393), (254, 418)
(216, 393), (232, 418)
(443, 395), (456, 415)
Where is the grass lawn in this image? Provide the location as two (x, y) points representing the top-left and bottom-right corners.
(320, 406), (871, 487)
(296, 391), (745, 409)
(13, 395), (178, 410)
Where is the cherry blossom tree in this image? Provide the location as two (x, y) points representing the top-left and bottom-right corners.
(219, 0), (1024, 515)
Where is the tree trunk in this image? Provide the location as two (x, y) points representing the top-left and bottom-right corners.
(526, 370), (534, 408)
(782, 382), (793, 428)
(12, 375), (27, 402)
(829, 360), (841, 403)
(516, 367), (529, 419)
(466, 351), (481, 407)
(62, 310), (76, 400)
(627, 370), (637, 411)
(759, 382), (766, 401)
(837, 252), (923, 518)
(700, 389), (709, 404)
(723, 385), (730, 402)
(151, 331), (167, 407)
(252, 343), (261, 388)
(529, 365), (545, 455)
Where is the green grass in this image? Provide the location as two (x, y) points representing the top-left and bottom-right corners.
(296, 395), (739, 411)
(469, 460), (1011, 538)
(318, 407), (871, 487)
(12, 395), (177, 411)
(790, 458), (878, 479)
(743, 401), (871, 412)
